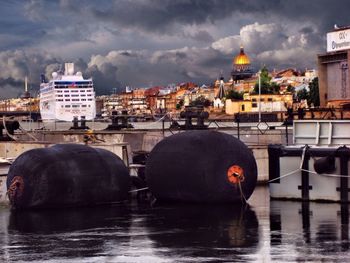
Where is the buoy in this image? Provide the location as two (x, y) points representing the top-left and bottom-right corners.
(145, 130), (257, 203)
(7, 144), (130, 209)
(313, 154), (336, 174)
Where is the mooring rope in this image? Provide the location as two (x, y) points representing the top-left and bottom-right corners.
(18, 125), (38, 141)
(300, 168), (350, 178)
(237, 180), (248, 203)
(299, 145), (308, 169)
(267, 168), (301, 183)
(129, 187), (149, 193)
(268, 144), (350, 183)
(2, 116), (18, 141)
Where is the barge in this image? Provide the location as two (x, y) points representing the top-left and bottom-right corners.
(269, 120), (350, 202)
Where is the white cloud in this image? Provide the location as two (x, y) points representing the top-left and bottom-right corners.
(257, 47), (316, 68)
(211, 35), (241, 54)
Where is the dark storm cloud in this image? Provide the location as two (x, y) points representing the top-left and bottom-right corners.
(2, 0), (350, 98)
(184, 30), (214, 43)
(0, 50), (122, 98)
(58, 0), (350, 34)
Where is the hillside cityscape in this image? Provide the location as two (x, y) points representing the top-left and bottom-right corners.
(0, 46), (319, 120)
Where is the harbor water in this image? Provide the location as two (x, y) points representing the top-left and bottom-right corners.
(1, 185), (349, 263)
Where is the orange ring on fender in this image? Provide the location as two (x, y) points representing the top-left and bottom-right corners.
(227, 165), (245, 184)
(7, 176), (24, 201)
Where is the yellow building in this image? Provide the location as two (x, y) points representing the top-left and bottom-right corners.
(225, 93), (293, 115)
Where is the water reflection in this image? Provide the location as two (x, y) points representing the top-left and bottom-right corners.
(270, 201), (350, 262)
(3, 186), (350, 262)
(144, 204), (260, 262)
(4, 205), (132, 262)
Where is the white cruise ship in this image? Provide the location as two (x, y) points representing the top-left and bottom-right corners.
(39, 63), (96, 122)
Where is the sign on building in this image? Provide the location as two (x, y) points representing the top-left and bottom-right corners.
(327, 29), (350, 52)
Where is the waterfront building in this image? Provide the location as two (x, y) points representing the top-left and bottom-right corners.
(271, 68), (317, 91)
(197, 84), (216, 102)
(129, 88), (148, 114)
(155, 86), (177, 113)
(118, 90), (133, 110)
(0, 97), (39, 112)
(145, 86), (161, 113)
(225, 93), (293, 115)
(318, 25), (350, 108)
(101, 95), (124, 117)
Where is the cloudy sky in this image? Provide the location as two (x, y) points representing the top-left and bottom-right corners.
(1, 0), (350, 98)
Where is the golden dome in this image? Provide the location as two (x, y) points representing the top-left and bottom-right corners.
(233, 46), (250, 65)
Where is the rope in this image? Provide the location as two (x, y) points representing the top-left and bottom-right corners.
(2, 116), (18, 141)
(155, 113), (169, 122)
(267, 168), (300, 183)
(300, 168), (350, 178)
(299, 145), (308, 169)
(18, 126), (38, 141)
(237, 180), (248, 203)
(129, 187), (149, 193)
(268, 144), (350, 183)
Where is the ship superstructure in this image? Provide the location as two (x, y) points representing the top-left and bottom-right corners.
(39, 63), (96, 122)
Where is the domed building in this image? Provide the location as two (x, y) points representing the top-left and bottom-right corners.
(231, 46), (254, 81)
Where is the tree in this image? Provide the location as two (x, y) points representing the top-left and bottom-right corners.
(253, 66), (280, 94)
(190, 96), (211, 108)
(286, 85), (295, 93)
(297, 88), (308, 101)
(176, 99), (184, 110)
(308, 77), (320, 107)
(226, 90), (244, 100)
(270, 82), (280, 94)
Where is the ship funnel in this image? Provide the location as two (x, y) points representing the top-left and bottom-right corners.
(65, 63), (75, 75)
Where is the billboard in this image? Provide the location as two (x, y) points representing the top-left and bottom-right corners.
(327, 29), (350, 52)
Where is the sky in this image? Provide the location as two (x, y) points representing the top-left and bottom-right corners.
(1, 0), (350, 98)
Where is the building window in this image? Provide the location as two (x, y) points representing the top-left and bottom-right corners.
(241, 105), (245, 111)
(65, 105), (70, 108)
(252, 103), (257, 108)
(268, 98), (273, 102)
